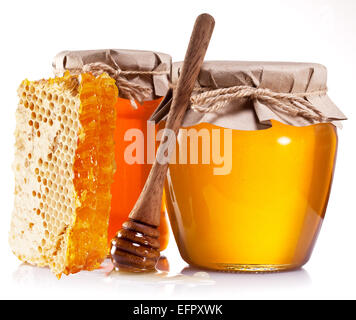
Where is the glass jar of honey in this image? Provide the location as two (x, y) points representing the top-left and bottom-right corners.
(53, 49), (172, 250)
(154, 61), (347, 272)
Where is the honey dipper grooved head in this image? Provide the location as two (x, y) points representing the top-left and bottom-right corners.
(110, 219), (160, 272)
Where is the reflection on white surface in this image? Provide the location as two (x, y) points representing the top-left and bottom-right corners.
(12, 258), (215, 299)
(182, 266), (311, 291)
(12, 256), (312, 299)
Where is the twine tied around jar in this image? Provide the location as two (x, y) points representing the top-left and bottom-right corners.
(189, 85), (330, 122)
(65, 56), (169, 109)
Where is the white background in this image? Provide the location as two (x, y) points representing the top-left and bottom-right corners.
(0, 0), (355, 300)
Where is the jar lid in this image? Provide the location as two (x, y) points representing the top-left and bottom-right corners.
(152, 61), (346, 130)
(53, 49), (172, 101)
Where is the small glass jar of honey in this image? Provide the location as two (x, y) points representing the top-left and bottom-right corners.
(155, 61), (346, 272)
(108, 50), (171, 250)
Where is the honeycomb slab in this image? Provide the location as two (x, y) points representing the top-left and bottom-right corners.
(9, 72), (117, 277)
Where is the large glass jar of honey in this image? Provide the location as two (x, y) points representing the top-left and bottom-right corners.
(155, 61), (347, 272)
(53, 49), (172, 250)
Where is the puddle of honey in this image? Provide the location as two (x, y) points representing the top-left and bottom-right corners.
(105, 257), (214, 285)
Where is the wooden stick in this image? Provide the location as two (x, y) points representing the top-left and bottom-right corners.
(111, 13), (215, 272)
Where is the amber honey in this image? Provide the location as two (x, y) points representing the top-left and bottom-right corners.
(109, 97), (169, 250)
(165, 120), (337, 272)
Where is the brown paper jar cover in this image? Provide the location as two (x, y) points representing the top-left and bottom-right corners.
(53, 49), (172, 100)
(151, 61), (347, 130)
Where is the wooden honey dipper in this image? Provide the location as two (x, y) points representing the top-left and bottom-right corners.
(110, 13), (215, 272)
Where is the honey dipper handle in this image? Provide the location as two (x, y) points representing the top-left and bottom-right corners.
(129, 14), (215, 226)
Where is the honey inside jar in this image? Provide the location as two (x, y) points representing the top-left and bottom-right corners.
(165, 120), (337, 272)
(109, 97), (169, 250)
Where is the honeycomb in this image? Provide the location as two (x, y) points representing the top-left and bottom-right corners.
(9, 72), (117, 278)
